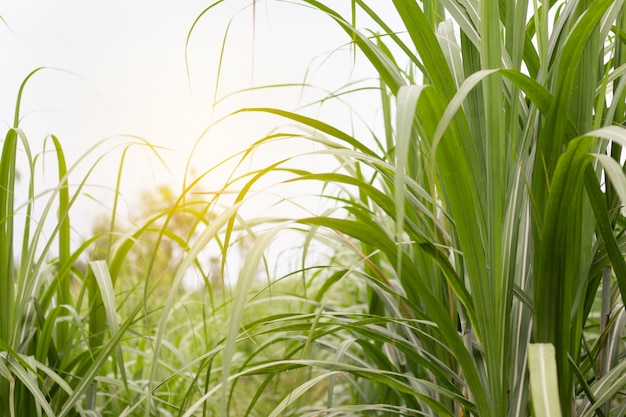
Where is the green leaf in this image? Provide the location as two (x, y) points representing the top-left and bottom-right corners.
(528, 343), (563, 417)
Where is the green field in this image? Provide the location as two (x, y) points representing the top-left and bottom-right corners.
(1, 1), (626, 416)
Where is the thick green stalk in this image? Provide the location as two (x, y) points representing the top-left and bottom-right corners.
(480, 0), (508, 412)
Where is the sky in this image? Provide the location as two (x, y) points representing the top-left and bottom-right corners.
(2, 0), (387, 206)
(1, 0), (395, 283)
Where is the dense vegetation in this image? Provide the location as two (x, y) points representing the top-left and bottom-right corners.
(1, 0), (626, 416)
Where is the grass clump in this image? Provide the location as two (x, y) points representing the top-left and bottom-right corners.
(0, 68), (233, 415)
(186, 0), (626, 415)
(3, 0), (626, 416)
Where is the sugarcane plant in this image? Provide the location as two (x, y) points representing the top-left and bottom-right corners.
(188, 0), (626, 415)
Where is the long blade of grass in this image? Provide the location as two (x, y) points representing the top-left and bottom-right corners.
(395, 85), (426, 272)
(49, 135), (71, 353)
(528, 343), (563, 417)
(220, 227), (282, 414)
(5, 354), (56, 417)
(0, 128), (18, 345)
(89, 261), (128, 391)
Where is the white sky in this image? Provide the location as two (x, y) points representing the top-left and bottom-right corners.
(1, 0), (396, 283)
(2, 0), (388, 206)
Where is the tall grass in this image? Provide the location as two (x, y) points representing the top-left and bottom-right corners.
(3, 0), (626, 415)
(0, 65), (331, 415)
(184, 0), (626, 415)
(0, 69), (153, 416)
(0, 68), (243, 416)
